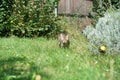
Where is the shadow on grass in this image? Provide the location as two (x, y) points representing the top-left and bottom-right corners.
(0, 57), (51, 80)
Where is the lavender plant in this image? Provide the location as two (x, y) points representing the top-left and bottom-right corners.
(83, 9), (120, 54)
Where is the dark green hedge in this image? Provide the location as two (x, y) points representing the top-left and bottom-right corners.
(0, 0), (60, 38)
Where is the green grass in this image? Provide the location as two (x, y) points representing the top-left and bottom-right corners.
(0, 17), (120, 80)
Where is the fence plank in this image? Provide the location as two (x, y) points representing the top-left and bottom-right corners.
(58, 0), (93, 15)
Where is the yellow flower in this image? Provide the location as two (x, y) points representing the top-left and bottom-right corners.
(100, 45), (106, 51)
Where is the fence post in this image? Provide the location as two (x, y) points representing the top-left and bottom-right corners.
(66, 0), (71, 13)
(54, 2), (58, 17)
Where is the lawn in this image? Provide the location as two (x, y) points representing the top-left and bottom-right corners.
(0, 17), (120, 80)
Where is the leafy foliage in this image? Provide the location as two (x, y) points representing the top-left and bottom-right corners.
(0, 0), (14, 37)
(83, 9), (120, 54)
(92, 0), (120, 15)
(91, 0), (120, 25)
(0, 0), (60, 37)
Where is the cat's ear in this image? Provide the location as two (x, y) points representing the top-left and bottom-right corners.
(58, 34), (63, 40)
(66, 35), (69, 40)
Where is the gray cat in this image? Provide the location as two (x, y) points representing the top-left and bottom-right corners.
(58, 33), (70, 48)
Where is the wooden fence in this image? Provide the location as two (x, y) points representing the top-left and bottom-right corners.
(58, 0), (93, 15)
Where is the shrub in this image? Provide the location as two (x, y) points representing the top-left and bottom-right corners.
(83, 9), (120, 54)
(0, 0), (60, 38)
(0, 0), (14, 37)
(91, 0), (120, 25)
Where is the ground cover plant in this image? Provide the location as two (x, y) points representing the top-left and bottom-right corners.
(0, 17), (120, 80)
(83, 9), (120, 54)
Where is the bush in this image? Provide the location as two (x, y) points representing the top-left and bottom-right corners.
(92, 0), (120, 15)
(83, 9), (120, 54)
(0, 0), (14, 37)
(91, 0), (120, 25)
(0, 0), (60, 38)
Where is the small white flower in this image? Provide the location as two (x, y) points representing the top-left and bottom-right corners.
(94, 61), (98, 64)
(66, 54), (69, 57)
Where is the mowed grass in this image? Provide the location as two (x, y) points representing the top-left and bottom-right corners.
(0, 17), (120, 80)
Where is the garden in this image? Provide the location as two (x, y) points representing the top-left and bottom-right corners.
(0, 0), (120, 80)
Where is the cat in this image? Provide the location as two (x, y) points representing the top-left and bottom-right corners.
(58, 33), (70, 48)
